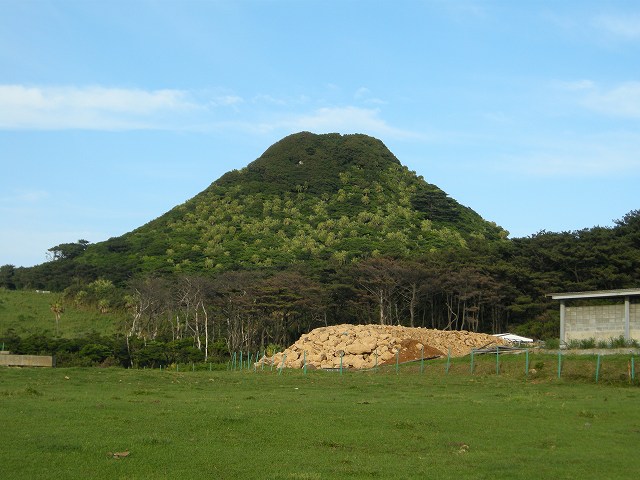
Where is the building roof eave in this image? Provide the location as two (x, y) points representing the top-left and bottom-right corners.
(547, 288), (640, 300)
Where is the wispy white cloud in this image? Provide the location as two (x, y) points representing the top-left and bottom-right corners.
(0, 84), (417, 140)
(496, 133), (640, 178)
(210, 95), (244, 107)
(594, 13), (640, 40)
(0, 189), (50, 204)
(254, 106), (423, 140)
(503, 152), (639, 177)
(582, 81), (640, 118)
(354, 87), (386, 105)
(557, 80), (640, 118)
(557, 79), (595, 91)
(0, 85), (200, 130)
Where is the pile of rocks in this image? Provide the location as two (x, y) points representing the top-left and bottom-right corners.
(260, 324), (508, 370)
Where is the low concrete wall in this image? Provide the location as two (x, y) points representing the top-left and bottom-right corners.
(0, 354), (54, 367)
(566, 302), (640, 342)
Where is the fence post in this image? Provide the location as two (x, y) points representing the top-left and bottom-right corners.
(278, 354), (287, 375)
(557, 351), (562, 379)
(446, 348), (451, 374)
(303, 350), (307, 375)
(240, 351), (243, 371)
(595, 354), (601, 383)
(374, 351), (378, 371)
(396, 349), (399, 375)
(420, 345), (425, 374)
(525, 350), (529, 377)
(495, 346), (500, 375)
(470, 349), (475, 375)
(632, 356), (636, 381)
(340, 351), (344, 376)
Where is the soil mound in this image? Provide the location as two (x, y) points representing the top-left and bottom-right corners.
(261, 324), (507, 370)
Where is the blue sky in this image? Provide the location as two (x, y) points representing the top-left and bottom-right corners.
(1, 0), (639, 267)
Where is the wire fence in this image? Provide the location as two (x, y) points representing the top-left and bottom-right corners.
(148, 347), (640, 385)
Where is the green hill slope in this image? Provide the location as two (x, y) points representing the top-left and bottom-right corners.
(0, 289), (121, 337)
(23, 132), (508, 286)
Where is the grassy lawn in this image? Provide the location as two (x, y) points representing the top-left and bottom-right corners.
(2, 362), (639, 479)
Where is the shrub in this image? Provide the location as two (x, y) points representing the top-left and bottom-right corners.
(580, 338), (596, 349)
(79, 343), (112, 363)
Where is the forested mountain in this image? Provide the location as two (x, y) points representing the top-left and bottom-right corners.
(11, 132), (506, 289)
(1, 132), (638, 364)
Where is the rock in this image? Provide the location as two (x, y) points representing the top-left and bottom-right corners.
(287, 350), (300, 362)
(346, 341), (372, 355)
(256, 324), (509, 370)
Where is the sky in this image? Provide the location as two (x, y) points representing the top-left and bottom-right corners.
(1, 0), (639, 267)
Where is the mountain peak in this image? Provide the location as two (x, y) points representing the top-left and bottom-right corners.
(215, 131), (401, 195)
(59, 132), (506, 281)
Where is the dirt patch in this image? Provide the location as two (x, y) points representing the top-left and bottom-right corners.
(381, 339), (444, 366)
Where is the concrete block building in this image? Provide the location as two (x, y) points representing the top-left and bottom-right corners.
(548, 289), (640, 345)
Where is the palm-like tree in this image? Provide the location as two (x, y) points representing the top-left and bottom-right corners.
(50, 301), (64, 335)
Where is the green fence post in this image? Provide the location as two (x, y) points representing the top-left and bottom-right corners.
(496, 346), (500, 375)
(396, 349), (399, 375)
(261, 350), (265, 371)
(340, 351), (344, 376)
(595, 354), (601, 383)
(632, 356), (635, 381)
(525, 350), (530, 377)
(278, 354), (287, 375)
(420, 345), (425, 374)
(470, 349), (475, 375)
(303, 350), (307, 375)
(446, 348), (451, 374)
(374, 351), (378, 371)
(240, 351), (243, 371)
(557, 351), (562, 379)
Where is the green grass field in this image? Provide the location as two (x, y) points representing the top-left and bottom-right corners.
(2, 361), (639, 479)
(0, 289), (120, 337)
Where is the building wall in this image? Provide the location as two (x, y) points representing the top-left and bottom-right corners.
(565, 302), (640, 342)
(631, 303), (640, 340)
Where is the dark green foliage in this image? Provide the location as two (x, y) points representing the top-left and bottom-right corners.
(0, 264), (16, 290)
(0, 329), (214, 368)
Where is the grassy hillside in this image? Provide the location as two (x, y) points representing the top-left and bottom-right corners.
(0, 289), (121, 338)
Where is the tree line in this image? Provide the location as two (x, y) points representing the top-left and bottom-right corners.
(1, 210), (639, 365)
